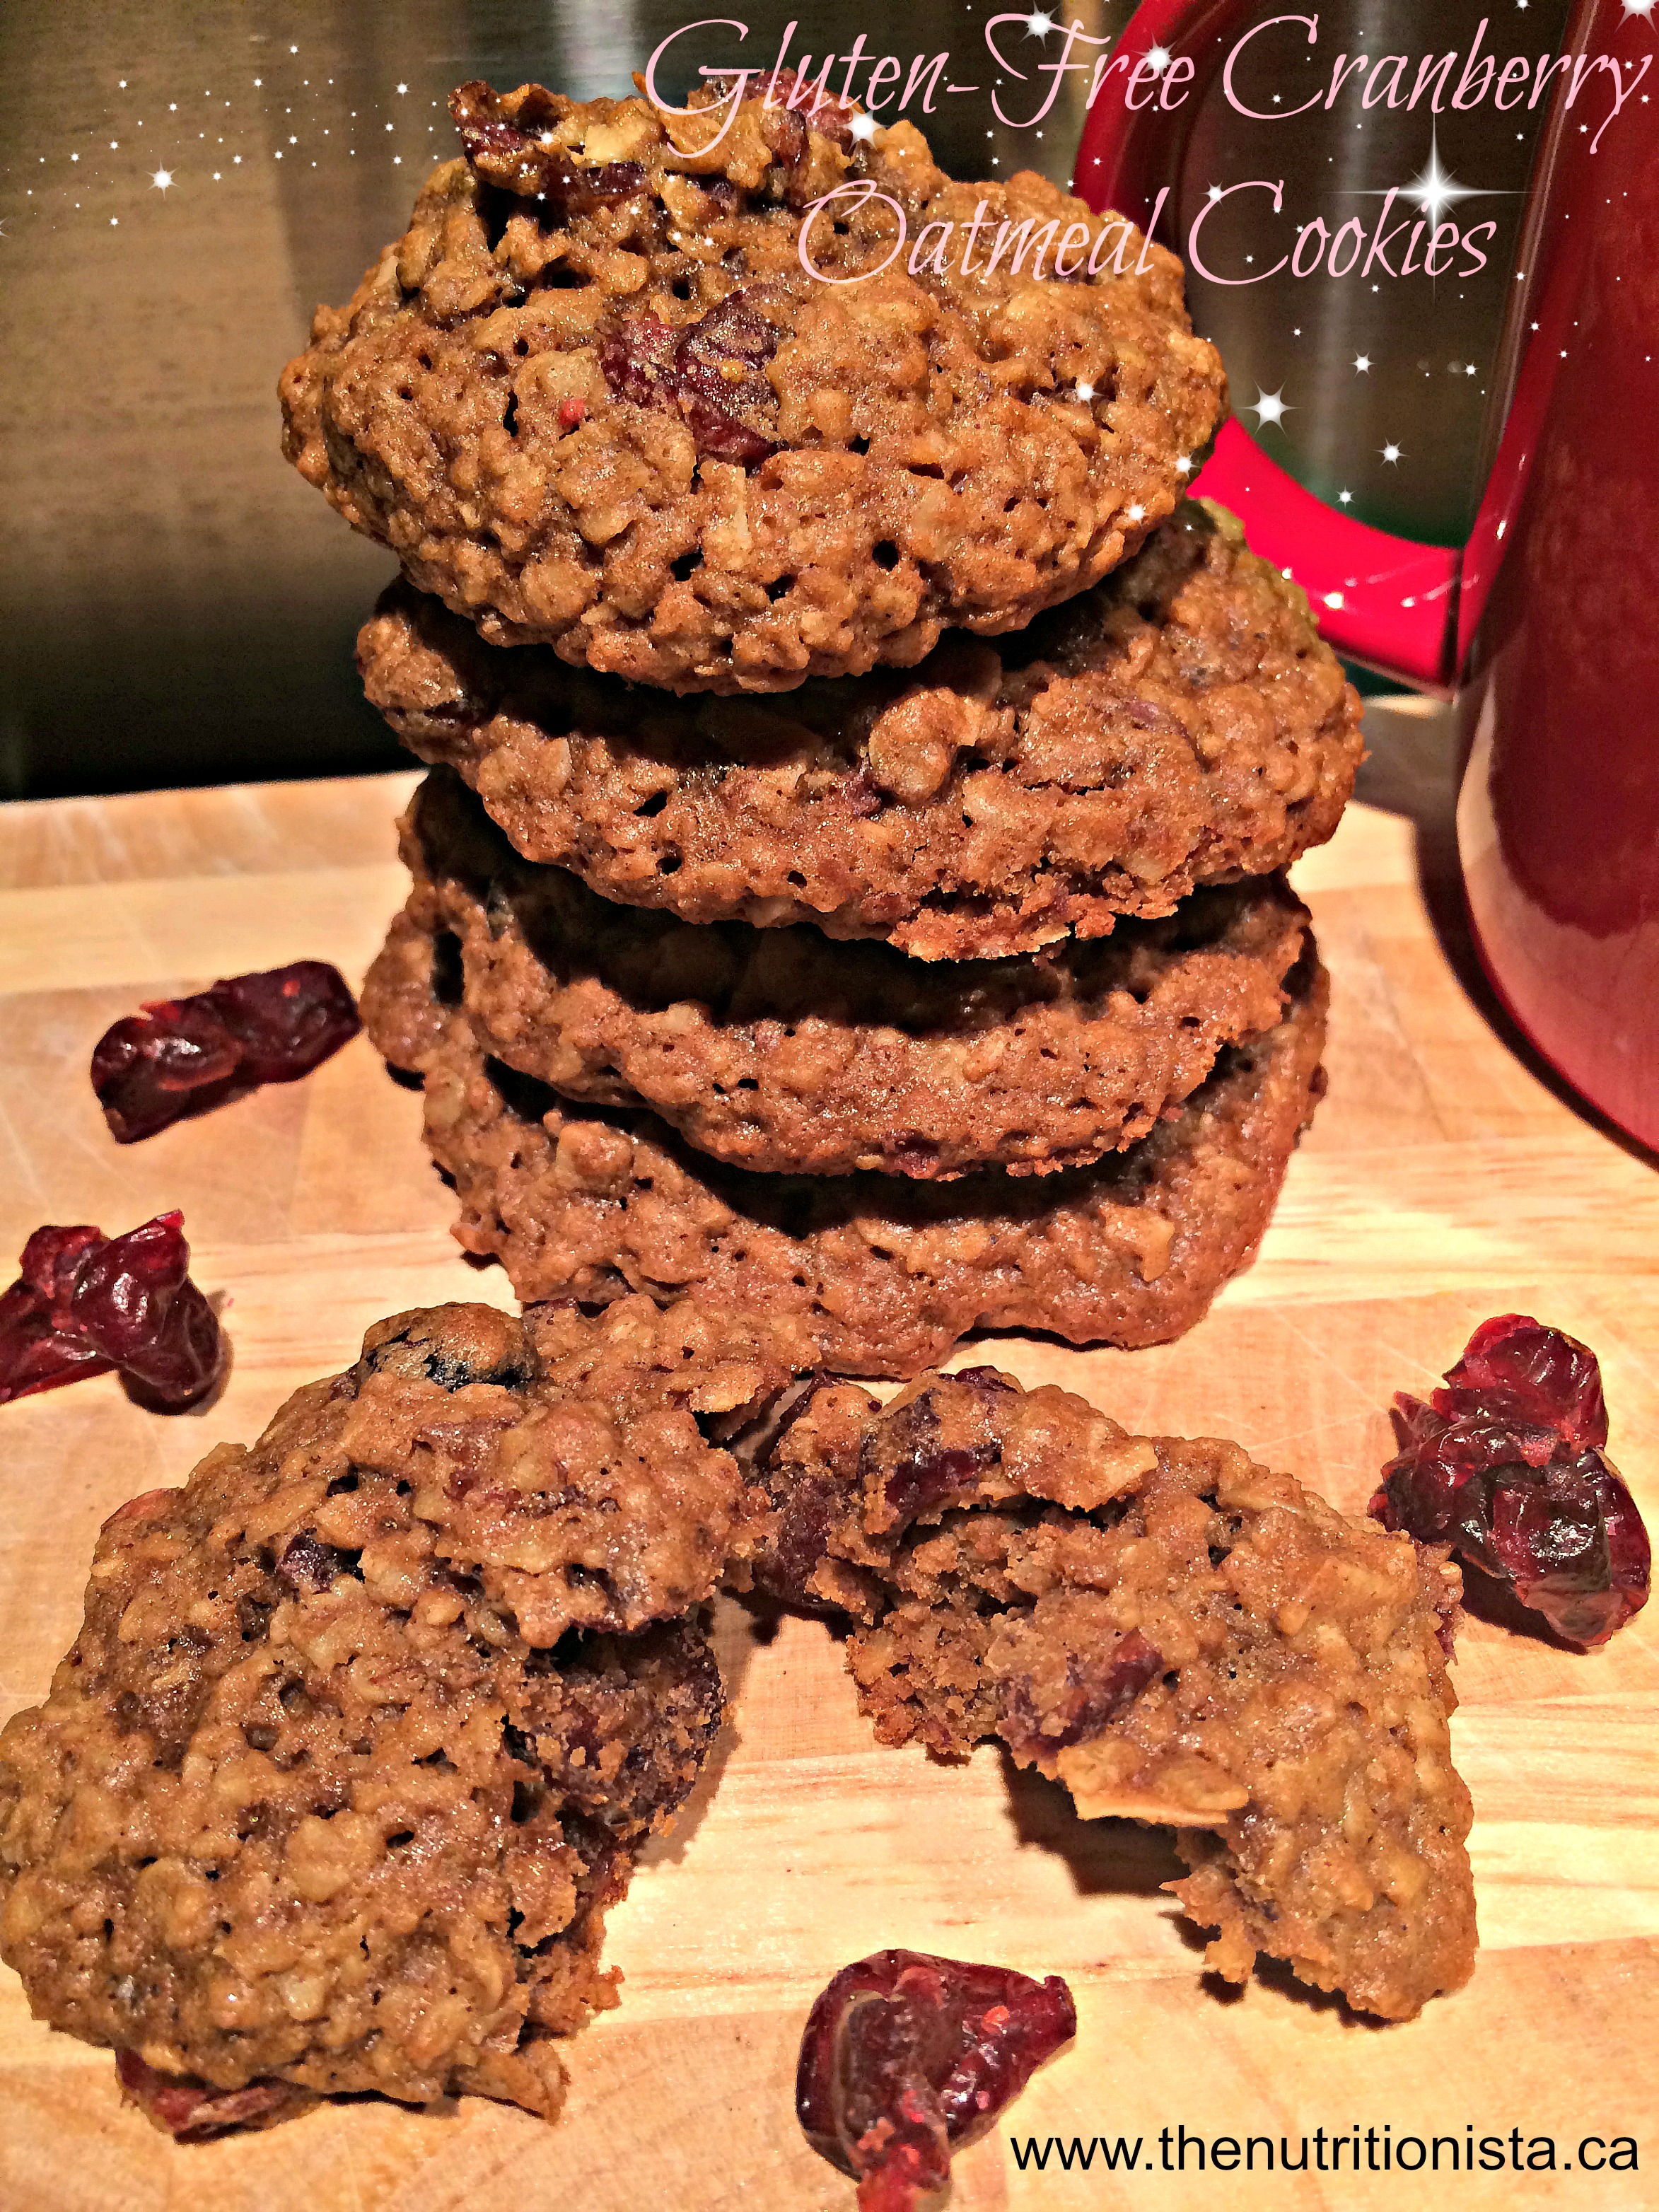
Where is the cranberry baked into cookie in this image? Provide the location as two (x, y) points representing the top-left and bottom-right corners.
(362, 914), (1328, 1377)
(0, 1300), (797, 2131)
(282, 79), (1225, 691)
(360, 501), (1361, 960)
(737, 1366), (1477, 2023)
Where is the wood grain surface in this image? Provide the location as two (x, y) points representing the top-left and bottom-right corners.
(1, 699), (1657, 2208)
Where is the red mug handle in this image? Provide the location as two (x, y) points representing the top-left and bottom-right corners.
(1072, 0), (1460, 692)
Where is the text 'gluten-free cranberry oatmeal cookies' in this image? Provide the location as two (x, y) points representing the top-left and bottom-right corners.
(0, 1298), (806, 2136)
(733, 1364), (1477, 2025)
(359, 499), (1363, 961)
(281, 78), (1226, 692)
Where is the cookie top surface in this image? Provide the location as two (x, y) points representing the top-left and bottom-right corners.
(401, 764), (1309, 1179)
(331, 1296), (802, 1640)
(363, 914), (1327, 1375)
(361, 501), (1363, 959)
(0, 1318), (732, 2113)
(283, 78), (1224, 692)
(740, 1366), (1474, 2022)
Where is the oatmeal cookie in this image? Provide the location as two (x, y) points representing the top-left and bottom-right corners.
(281, 78), (1224, 691)
(359, 502), (1361, 958)
(362, 914), (1327, 1377)
(737, 1367), (1476, 2022)
(399, 764), (1308, 1180)
(0, 1298), (769, 2126)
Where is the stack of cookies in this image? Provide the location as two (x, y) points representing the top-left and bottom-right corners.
(281, 77), (1363, 1379)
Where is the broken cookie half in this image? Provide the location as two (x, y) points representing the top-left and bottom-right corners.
(734, 1362), (1475, 2024)
(0, 1296), (799, 2134)
(1, 1303), (1474, 2148)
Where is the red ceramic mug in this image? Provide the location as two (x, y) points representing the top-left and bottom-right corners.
(1075, 0), (1659, 1153)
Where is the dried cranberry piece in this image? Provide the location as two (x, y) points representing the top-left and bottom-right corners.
(18, 1223), (107, 1301)
(599, 310), (677, 410)
(841, 765), (885, 818)
(885, 1134), (940, 1176)
(115, 2050), (305, 2141)
(730, 1377), (858, 1610)
(674, 293), (781, 411)
(448, 81), (646, 204)
(888, 1442), (996, 1520)
(202, 964), (359, 1087)
(753, 1474), (842, 1610)
(1123, 694), (1183, 735)
(600, 289), (781, 467)
(999, 1629), (1165, 1759)
(91, 959), (360, 1142)
(0, 1226), (115, 1401)
(70, 1215), (223, 1412)
(276, 1532), (350, 1593)
(766, 67), (858, 149)
(1369, 1317), (1648, 1647)
(798, 1949), (1075, 2211)
(951, 1366), (1016, 1397)
(0, 1213), (224, 1413)
(528, 156), (646, 206)
(1438, 1312), (1608, 1450)
(759, 99), (808, 169)
(92, 1000), (242, 1139)
(873, 1390), (1001, 1530)
(1392, 1392), (1560, 1481)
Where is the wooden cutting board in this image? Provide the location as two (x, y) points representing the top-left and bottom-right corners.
(2, 702), (1657, 2209)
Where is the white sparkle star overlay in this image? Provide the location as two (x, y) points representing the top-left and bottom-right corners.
(1025, 10), (1056, 37)
(1622, 0), (1653, 20)
(1354, 354), (1371, 373)
(1381, 443), (1404, 464)
(1175, 455), (1193, 475)
(1339, 489), (1353, 503)
(1075, 380), (1096, 402)
(1145, 45), (1171, 72)
(1401, 127), (1482, 228)
(1247, 386), (1291, 431)
(849, 112), (877, 142)
(151, 168), (173, 192)
(1127, 503), (1146, 521)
